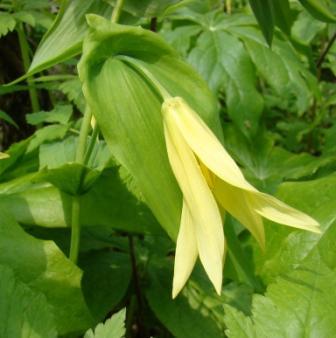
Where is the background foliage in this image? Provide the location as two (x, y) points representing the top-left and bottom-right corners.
(0, 0), (336, 337)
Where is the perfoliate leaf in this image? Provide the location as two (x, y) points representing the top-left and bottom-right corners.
(78, 15), (221, 239)
(0, 168), (160, 234)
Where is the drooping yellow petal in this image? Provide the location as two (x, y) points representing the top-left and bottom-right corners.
(213, 176), (265, 250)
(164, 109), (224, 294)
(172, 201), (198, 298)
(162, 97), (255, 192)
(247, 192), (320, 233)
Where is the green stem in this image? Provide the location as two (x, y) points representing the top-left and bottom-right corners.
(16, 23), (40, 112)
(84, 123), (99, 165)
(111, 0), (125, 23)
(76, 107), (92, 163)
(225, 0), (232, 14)
(69, 0), (126, 263)
(69, 107), (92, 263)
(69, 196), (80, 262)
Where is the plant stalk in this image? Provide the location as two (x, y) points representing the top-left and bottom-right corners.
(69, 0), (126, 263)
(16, 23), (40, 112)
(317, 31), (336, 76)
(111, 0), (125, 23)
(69, 107), (92, 263)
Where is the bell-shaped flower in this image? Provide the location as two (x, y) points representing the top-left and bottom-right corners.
(162, 96), (320, 299)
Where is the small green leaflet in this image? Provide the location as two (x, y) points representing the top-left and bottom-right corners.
(84, 309), (126, 338)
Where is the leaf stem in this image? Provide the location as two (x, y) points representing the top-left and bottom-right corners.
(317, 31), (336, 75)
(111, 0), (125, 23)
(69, 196), (80, 262)
(69, 0), (126, 263)
(16, 23), (40, 112)
(69, 107), (92, 263)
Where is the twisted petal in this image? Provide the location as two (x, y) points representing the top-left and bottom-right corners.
(162, 97), (256, 192)
(213, 177), (265, 250)
(247, 192), (321, 233)
(172, 201), (198, 298)
(164, 110), (224, 295)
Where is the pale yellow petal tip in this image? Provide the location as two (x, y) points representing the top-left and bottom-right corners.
(172, 279), (184, 299)
(0, 152), (9, 160)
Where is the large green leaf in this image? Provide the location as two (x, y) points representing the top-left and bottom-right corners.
(145, 250), (254, 338)
(224, 262), (336, 337)
(188, 28), (263, 137)
(80, 251), (131, 321)
(78, 15), (221, 239)
(0, 265), (57, 338)
(146, 262), (226, 338)
(28, 0), (112, 76)
(222, 125), (336, 190)
(0, 168), (159, 234)
(0, 212), (93, 335)
(254, 173), (336, 282)
(163, 11), (318, 133)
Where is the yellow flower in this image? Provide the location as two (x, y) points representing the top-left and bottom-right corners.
(162, 96), (320, 299)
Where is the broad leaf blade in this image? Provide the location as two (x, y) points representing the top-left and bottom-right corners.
(0, 212), (93, 334)
(79, 15), (221, 239)
(0, 265), (57, 338)
(28, 0), (112, 77)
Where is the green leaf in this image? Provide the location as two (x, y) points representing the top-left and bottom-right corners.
(78, 15), (222, 239)
(239, 26), (317, 114)
(298, 0), (336, 23)
(28, 0), (112, 77)
(271, 0), (293, 36)
(0, 109), (19, 128)
(80, 251), (131, 321)
(224, 263), (336, 337)
(13, 11), (36, 26)
(120, 0), (182, 18)
(39, 136), (111, 171)
(27, 124), (69, 152)
(188, 27), (264, 137)
(222, 125), (336, 190)
(0, 212), (93, 335)
(146, 261), (226, 338)
(84, 309), (126, 338)
(26, 104), (72, 125)
(58, 78), (86, 112)
(248, 0), (274, 45)
(254, 173), (336, 282)
(0, 265), (57, 338)
(0, 168), (160, 234)
(0, 12), (16, 38)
